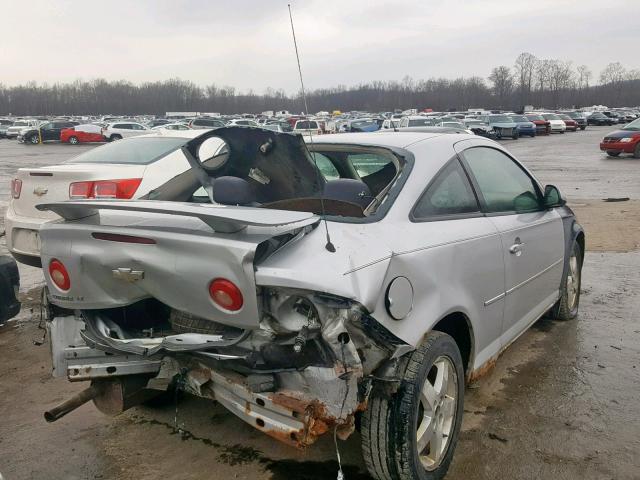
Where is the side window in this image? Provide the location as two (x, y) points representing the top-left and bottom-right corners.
(413, 160), (479, 219)
(311, 152), (340, 180)
(463, 147), (541, 213)
(113, 124), (125, 129)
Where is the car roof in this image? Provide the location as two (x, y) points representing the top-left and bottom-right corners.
(309, 131), (475, 150)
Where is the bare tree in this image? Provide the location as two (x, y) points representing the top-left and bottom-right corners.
(488, 66), (514, 107)
(514, 52), (538, 106)
(576, 65), (592, 89)
(600, 62), (626, 86)
(547, 60), (574, 107)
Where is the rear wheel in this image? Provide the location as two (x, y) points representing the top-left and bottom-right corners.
(69, 136), (79, 145)
(580, 126), (586, 131)
(607, 151), (621, 157)
(552, 240), (583, 321)
(361, 331), (464, 480)
(110, 134), (122, 141)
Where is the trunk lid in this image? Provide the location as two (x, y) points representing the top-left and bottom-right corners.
(13, 164), (147, 220)
(38, 200), (318, 330)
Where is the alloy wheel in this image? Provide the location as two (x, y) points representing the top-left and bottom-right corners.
(416, 355), (458, 471)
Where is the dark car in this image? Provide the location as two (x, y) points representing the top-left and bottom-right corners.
(603, 111), (626, 124)
(599, 118), (640, 158)
(147, 119), (172, 128)
(587, 112), (616, 126)
(563, 112), (587, 130)
(19, 120), (79, 144)
(0, 256), (21, 324)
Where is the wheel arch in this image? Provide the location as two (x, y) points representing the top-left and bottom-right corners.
(430, 310), (475, 378)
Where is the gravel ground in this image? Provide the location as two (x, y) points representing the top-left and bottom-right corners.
(0, 127), (638, 480)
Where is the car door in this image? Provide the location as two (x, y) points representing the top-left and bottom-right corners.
(39, 122), (54, 141)
(460, 145), (564, 344)
(49, 122), (65, 140)
(404, 157), (505, 368)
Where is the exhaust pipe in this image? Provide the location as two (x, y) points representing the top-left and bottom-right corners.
(44, 384), (101, 422)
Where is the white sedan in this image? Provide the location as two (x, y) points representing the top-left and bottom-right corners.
(5, 130), (223, 267)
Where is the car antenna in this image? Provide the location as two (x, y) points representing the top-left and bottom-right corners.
(288, 3), (335, 253)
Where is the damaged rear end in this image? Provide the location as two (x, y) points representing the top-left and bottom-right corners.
(40, 200), (403, 447)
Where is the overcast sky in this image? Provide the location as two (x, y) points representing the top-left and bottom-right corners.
(0, 0), (637, 92)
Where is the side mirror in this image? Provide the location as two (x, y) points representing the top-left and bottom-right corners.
(543, 184), (566, 208)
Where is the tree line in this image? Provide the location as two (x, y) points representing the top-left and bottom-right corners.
(0, 54), (638, 116)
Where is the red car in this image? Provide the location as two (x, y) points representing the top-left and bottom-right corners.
(525, 114), (551, 135)
(60, 124), (106, 144)
(599, 118), (640, 158)
(558, 114), (578, 132)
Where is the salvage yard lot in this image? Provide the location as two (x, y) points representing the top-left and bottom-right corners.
(0, 127), (639, 480)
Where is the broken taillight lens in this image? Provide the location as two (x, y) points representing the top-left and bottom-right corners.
(10, 178), (22, 199)
(49, 259), (71, 291)
(209, 278), (243, 311)
(69, 178), (142, 199)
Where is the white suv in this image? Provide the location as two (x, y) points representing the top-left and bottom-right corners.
(102, 122), (152, 141)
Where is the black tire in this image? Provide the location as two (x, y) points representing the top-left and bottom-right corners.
(29, 135), (40, 144)
(551, 240), (583, 321)
(512, 132), (519, 140)
(69, 136), (79, 145)
(634, 143), (640, 159)
(110, 134), (122, 141)
(361, 331), (465, 480)
(580, 126), (586, 131)
(606, 151), (621, 157)
(495, 130), (502, 140)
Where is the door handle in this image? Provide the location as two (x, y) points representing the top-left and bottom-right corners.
(509, 237), (525, 255)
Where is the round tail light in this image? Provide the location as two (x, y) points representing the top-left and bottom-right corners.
(209, 278), (243, 311)
(49, 259), (71, 291)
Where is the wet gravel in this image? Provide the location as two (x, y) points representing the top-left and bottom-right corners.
(0, 128), (638, 480)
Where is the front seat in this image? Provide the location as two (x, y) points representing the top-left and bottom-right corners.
(213, 176), (258, 206)
(323, 179), (372, 209)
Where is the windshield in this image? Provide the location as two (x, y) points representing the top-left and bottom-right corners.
(526, 115), (544, 121)
(464, 120), (484, 125)
(568, 112), (584, 119)
(510, 115), (528, 122)
(542, 114), (560, 121)
(68, 136), (187, 165)
(13, 121), (29, 127)
(489, 115), (512, 123)
(623, 118), (640, 131)
(408, 118), (434, 126)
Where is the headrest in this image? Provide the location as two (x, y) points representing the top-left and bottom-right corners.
(213, 176), (256, 206)
(324, 179), (372, 209)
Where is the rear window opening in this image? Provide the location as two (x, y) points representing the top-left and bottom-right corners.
(147, 130), (406, 221)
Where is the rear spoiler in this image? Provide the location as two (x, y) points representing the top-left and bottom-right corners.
(37, 200), (319, 233)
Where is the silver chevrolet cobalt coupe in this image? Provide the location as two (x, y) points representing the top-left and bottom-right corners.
(40, 127), (583, 480)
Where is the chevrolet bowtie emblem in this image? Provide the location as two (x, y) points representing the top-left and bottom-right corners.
(112, 268), (145, 282)
(33, 186), (48, 196)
